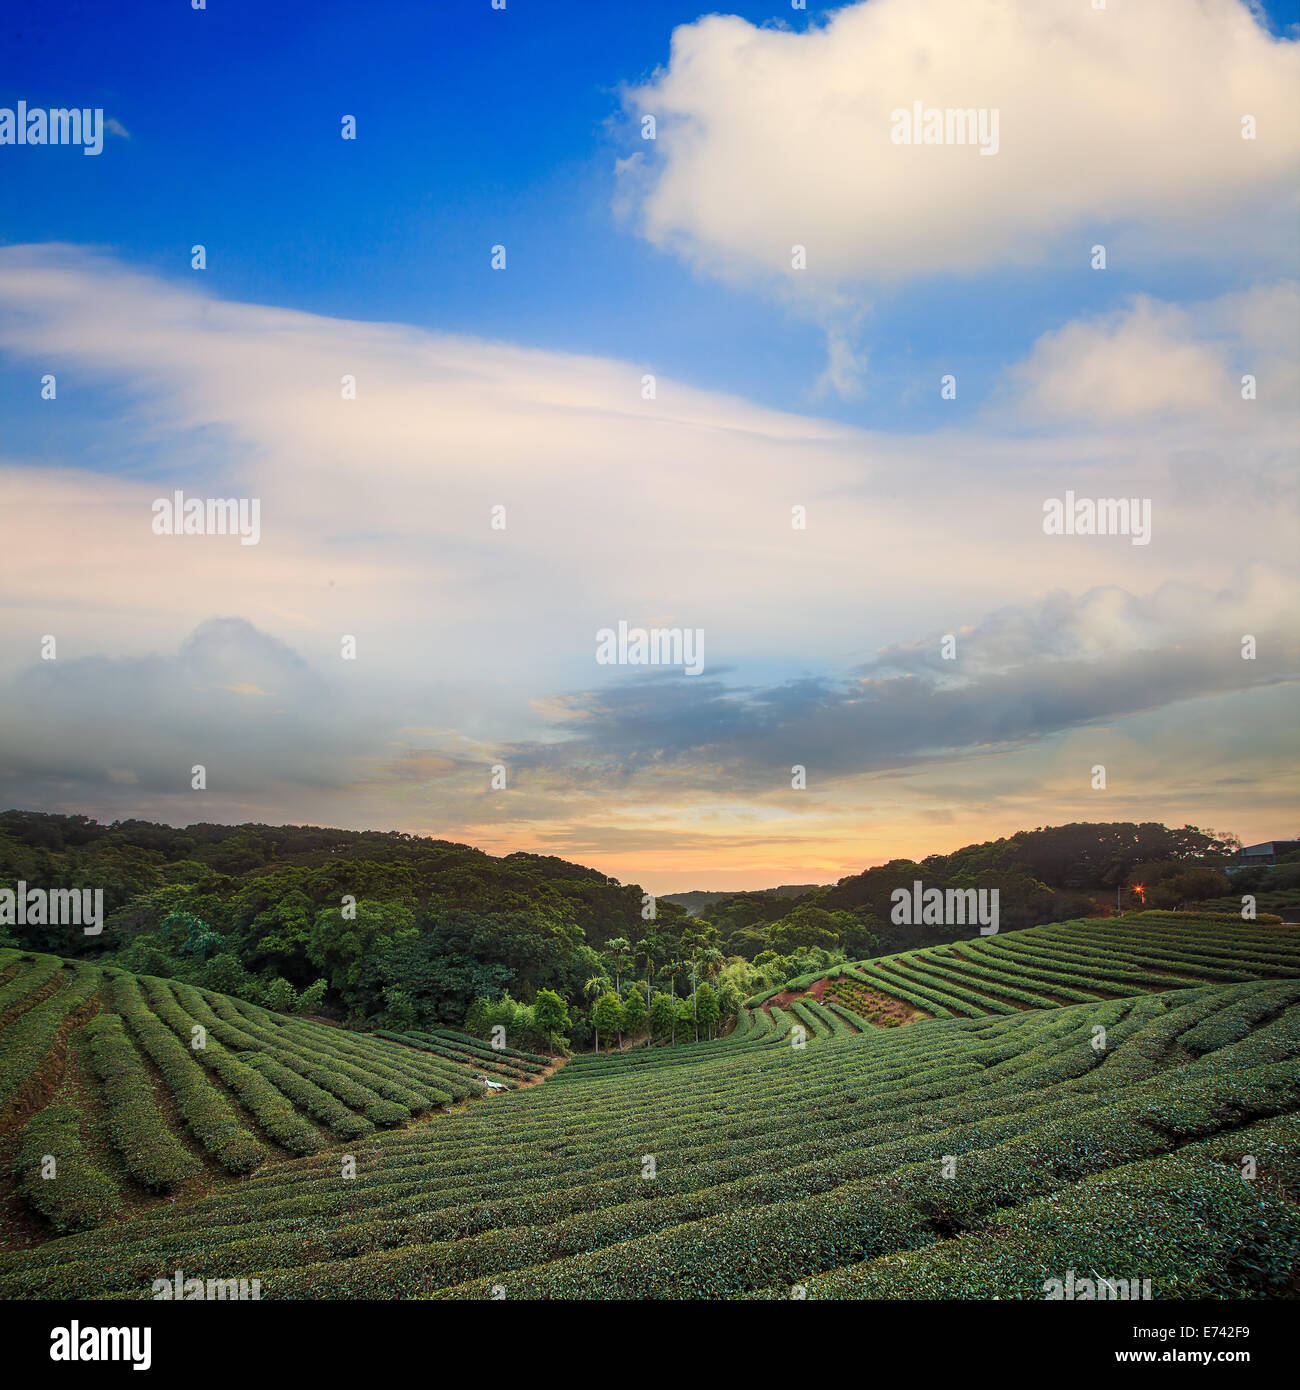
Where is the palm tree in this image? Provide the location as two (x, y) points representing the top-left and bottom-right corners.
(699, 947), (724, 991)
(635, 936), (658, 1014)
(605, 937), (632, 995)
(658, 960), (685, 1044)
(700, 947), (729, 1040)
(584, 973), (611, 1053)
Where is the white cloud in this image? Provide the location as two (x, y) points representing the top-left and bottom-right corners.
(1003, 281), (1299, 423)
(1006, 297), (1230, 423)
(623, 0), (1299, 290)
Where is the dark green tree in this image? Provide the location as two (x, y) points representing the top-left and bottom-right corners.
(592, 991), (625, 1052)
(696, 982), (720, 1040)
(533, 988), (570, 1056)
(648, 990), (676, 1042)
(621, 984), (648, 1039)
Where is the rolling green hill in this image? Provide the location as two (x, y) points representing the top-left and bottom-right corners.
(662, 884), (822, 917)
(785, 912), (1300, 1021)
(2, 915), (1299, 1299)
(0, 948), (549, 1239)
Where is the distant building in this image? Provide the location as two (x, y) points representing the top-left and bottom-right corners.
(1230, 841), (1300, 869)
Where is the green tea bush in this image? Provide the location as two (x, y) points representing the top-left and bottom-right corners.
(14, 1106), (117, 1233)
(82, 1013), (201, 1189)
(108, 974), (265, 1174)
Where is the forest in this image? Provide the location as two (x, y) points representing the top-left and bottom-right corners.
(0, 810), (1270, 1052)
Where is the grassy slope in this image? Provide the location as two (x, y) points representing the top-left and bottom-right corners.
(813, 913), (1300, 1021)
(1, 916), (1299, 1299)
(0, 951), (531, 1241)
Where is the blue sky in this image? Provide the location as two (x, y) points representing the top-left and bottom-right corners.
(0, 1), (1297, 889)
(5, 0), (1296, 444)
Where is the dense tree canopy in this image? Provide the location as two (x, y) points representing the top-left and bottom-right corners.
(0, 811), (1260, 1048)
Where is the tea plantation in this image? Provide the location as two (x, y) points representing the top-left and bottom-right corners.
(811, 911), (1300, 1019)
(0, 950), (548, 1235)
(1, 915), (1298, 1299)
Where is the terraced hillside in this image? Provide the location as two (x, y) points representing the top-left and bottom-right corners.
(1, 915), (1298, 1300)
(797, 913), (1300, 1022)
(0, 950), (546, 1237)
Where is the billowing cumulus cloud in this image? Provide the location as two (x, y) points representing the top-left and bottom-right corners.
(624, 0), (1300, 289)
(1004, 282), (1300, 424)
